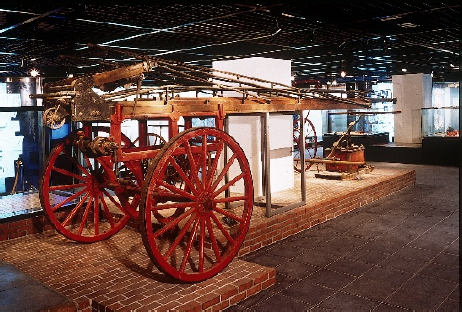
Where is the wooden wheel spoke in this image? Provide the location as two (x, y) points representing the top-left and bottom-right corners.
(152, 208), (196, 239)
(49, 182), (87, 192)
(157, 181), (196, 201)
(185, 140), (202, 192)
(201, 135), (208, 189)
(51, 187), (89, 212)
(169, 156), (199, 196)
(99, 193), (116, 228)
(212, 172), (245, 198)
(198, 217), (206, 272)
(206, 217), (222, 262)
(214, 195), (249, 203)
(211, 153), (238, 192)
(206, 139), (224, 189)
(213, 206), (244, 224)
(150, 201), (195, 211)
(51, 167), (89, 183)
(210, 212), (235, 245)
(77, 194), (93, 235)
(101, 189), (127, 215)
(62, 149), (91, 177)
(62, 191), (90, 226)
(180, 217), (200, 274)
(163, 211), (198, 259)
(94, 195), (99, 235)
(153, 190), (195, 202)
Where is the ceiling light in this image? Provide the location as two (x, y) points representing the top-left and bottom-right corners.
(30, 68), (39, 77)
(380, 15), (402, 22)
(401, 68), (407, 73)
(281, 13), (295, 18)
(398, 22), (419, 28)
(340, 70), (346, 78)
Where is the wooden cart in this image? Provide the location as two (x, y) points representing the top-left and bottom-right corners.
(31, 46), (370, 282)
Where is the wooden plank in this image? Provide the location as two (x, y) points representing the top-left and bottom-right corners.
(115, 96), (370, 117)
(93, 62), (147, 86)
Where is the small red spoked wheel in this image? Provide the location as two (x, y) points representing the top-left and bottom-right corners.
(293, 114), (318, 173)
(39, 129), (133, 243)
(140, 127), (253, 282)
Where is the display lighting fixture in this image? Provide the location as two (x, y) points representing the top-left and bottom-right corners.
(401, 68), (407, 72)
(340, 70), (346, 77)
(29, 68), (39, 77)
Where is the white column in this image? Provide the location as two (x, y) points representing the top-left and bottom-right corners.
(213, 58), (294, 197)
(392, 73), (432, 144)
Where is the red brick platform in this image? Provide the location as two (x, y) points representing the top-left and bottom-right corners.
(0, 166), (415, 311)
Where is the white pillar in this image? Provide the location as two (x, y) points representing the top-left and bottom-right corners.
(392, 73), (432, 144)
(213, 58), (294, 197)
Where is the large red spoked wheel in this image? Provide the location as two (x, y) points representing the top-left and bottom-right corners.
(293, 114), (318, 173)
(140, 127), (253, 282)
(40, 128), (136, 243)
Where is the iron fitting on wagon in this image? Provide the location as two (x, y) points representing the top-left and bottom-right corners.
(75, 131), (119, 157)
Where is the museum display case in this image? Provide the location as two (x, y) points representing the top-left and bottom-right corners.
(325, 81), (395, 145)
(421, 106), (459, 137)
(421, 82), (459, 166)
(0, 78), (44, 197)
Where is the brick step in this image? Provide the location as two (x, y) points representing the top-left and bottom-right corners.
(0, 166), (415, 310)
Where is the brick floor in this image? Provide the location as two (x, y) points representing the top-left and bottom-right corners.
(0, 165), (414, 311)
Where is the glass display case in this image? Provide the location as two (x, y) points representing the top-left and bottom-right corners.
(326, 81), (395, 143)
(423, 81), (460, 138)
(421, 107), (459, 137)
(421, 81), (459, 166)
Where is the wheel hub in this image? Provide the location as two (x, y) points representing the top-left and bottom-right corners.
(197, 192), (214, 213)
(89, 169), (108, 191)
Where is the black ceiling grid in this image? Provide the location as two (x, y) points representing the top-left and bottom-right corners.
(0, 3), (459, 83)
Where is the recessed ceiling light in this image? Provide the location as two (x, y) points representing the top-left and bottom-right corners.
(30, 68), (39, 77)
(398, 22), (419, 28)
(380, 15), (402, 22)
